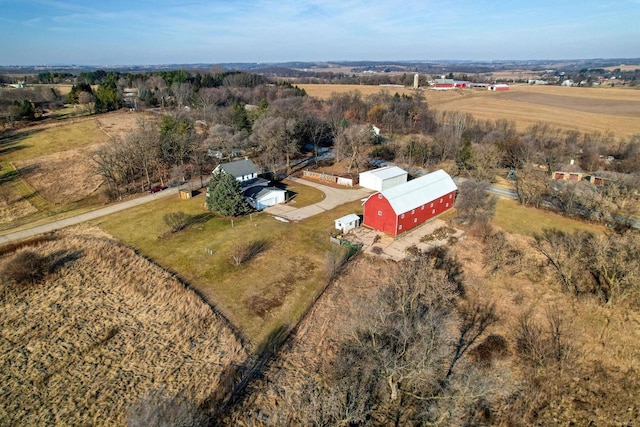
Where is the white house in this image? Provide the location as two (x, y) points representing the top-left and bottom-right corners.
(213, 158), (268, 190)
(213, 158), (260, 183)
(334, 213), (361, 233)
(359, 166), (408, 192)
(243, 186), (286, 211)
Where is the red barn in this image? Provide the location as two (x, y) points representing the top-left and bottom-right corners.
(362, 169), (457, 237)
(434, 78), (455, 89)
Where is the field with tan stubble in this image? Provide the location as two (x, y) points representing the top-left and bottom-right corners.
(297, 83), (640, 139)
(0, 227), (247, 426)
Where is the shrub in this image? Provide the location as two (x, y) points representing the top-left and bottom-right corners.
(2, 250), (48, 286)
(229, 239), (269, 266)
(163, 211), (191, 233)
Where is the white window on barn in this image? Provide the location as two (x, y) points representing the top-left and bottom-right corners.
(401, 213), (405, 219)
(440, 198), (443, 203)
(411, 209), (415, 215)
(421, 205), (425, 210)
(432, 209), (435, 214)
(378, 210), (382, 216)
(399, 225), (403, 230)
(449, 193), (453, 199)
(378, 194), (382, 199)
(430, 202), (433, 208)
(446, 203), (449, 208)
(414, 218), (417, 223)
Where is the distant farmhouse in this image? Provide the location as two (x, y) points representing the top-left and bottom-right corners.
(362, 169), (457, 237)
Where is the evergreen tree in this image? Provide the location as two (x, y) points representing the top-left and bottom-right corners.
(206, 173), (249, 216)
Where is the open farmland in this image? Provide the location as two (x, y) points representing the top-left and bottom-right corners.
(298, 83), (640, 139)
(0, 230), (247, 426)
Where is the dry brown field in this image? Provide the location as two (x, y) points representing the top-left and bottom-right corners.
(297, 83), (640, 139)
(0, 111), (154, 226)
(0, 227), (247, 426)
(227, 228), (640, 425)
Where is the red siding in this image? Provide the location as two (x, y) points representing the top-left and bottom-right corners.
(363, 193), (397, 236)
(363, 191), (457, 237)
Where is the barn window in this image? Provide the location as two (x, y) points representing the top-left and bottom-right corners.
(401, 213), (405, 219)
(421, 205), (424, 210)
(440, 198), (443, 203)
(449, 193), (453, 199)
(414, 218), (417, 223)
(446, 203), (449, 208)
(430, 202), (433, 208)
(399, 225), (403, 230)
(378, 210), (382, 216)
(432, 209), (435, 214)
(378, 194), (382, 199)
(411, 209), (415, 215)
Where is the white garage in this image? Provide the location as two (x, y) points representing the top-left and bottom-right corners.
(359, 166), (408, 192)
(244, 186), (287, 211)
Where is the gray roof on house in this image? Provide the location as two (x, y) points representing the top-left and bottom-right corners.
(214, 158), (259, 178)
(243, 186), (286, 199)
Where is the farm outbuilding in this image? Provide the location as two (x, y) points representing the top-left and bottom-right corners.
(362, 169), (457, 237)
(434, 79), (455, 89)
(243, 186), (286, 211)
(334, 213), (361, 233)
(359, 166), (408, 192)
(488, 84), (510, 91)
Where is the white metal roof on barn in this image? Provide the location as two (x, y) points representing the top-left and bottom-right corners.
(380, 169), (457, 214)
(361, 165), (407, 181)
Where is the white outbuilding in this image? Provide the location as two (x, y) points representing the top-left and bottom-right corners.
(334, 213), (361, 233)
(359, 166), (408, 192)
(243, 186), (286, 211)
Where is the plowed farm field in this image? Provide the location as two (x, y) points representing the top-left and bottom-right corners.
(297, 83), (640, 138)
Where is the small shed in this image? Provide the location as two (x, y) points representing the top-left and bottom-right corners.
(359, 166), (408, 192)
(179, 190), (192, 200)
(335, 213), (361, 233)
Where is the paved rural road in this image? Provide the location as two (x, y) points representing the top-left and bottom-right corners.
(0, 177), (368, 245)
(265, 177), (372, 221)
(0, 184), (195, 246)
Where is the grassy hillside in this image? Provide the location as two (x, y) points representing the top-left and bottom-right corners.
(0, 230), (247, 426)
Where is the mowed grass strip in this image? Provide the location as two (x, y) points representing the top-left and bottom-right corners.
(493, 198), (605, 236)
(96, 191), (361, 346)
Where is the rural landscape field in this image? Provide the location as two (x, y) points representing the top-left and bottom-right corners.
(298, 83), (640, 138)
(1, 56), (640, 425)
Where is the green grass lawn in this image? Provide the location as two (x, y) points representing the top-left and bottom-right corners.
(96, 192), (363, 347)
(282, 179), (325, 207)
(493, 198), (605, 236)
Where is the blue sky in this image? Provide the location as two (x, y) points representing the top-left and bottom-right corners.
(1, 0), (639, 65)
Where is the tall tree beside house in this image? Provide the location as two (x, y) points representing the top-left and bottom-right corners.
(205, 173), (249, 217)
